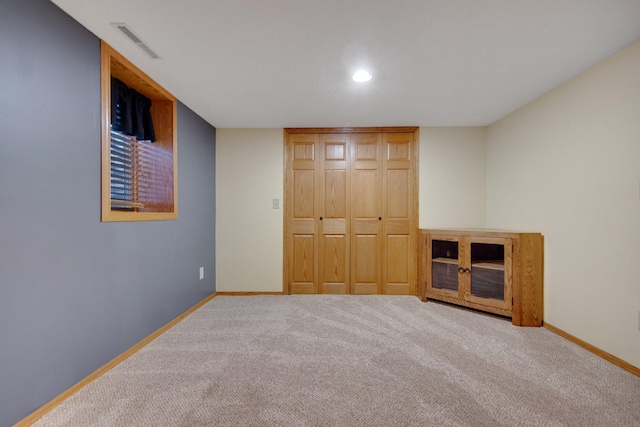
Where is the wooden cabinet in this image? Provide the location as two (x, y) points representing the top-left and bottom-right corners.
(420, 229), (543, 326)
(285, 128), (418, 295)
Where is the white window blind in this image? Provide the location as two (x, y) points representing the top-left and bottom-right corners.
(110, 129), (138, 209)
(110, 129), (173, 211)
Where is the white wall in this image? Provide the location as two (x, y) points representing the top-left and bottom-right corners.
(419, 127), (487, 228)
(217, 127), (487, 292)
(216, 128), (284, 292)
(215, 63), (640, 370)
(487, 40), (640, 367)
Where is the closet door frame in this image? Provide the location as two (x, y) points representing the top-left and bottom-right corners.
(284, 127), (419, 295)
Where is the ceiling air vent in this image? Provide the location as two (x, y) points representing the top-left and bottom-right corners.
(111, 23), (160, 59)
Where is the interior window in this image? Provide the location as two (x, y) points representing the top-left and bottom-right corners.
(101, 41), (177, 222)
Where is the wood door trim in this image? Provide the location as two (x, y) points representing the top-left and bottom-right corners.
(284, 127), (419, 295)
(412, 128), (420, 296)
(285, 127), (419, 134)
(283, 130), (291, 294)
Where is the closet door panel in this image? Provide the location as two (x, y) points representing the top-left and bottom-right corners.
(353, 135), (379, 169)
(353, 171), (378, 217)
(353, 220), (379, 234)
(285, 128), (417, 296)
(386, 235), (410, 295)
(291, 167), (316, 292)
(386, 133), (412, 168)
(382, 132), (415, 295)
(320, 235), (348, 294)
(318, 134), (350, 294)
(293, 140), (315, 163)
(293, 170), (315, 218)
(353, 235), (379, 295)
(387, 170), (409, 218)
(323, 170), (346, 218)
(291, 235), (316, 294)
(351, 133), (382, 294)
(287, 133), (319, 294)
(386, 219), (410, 234)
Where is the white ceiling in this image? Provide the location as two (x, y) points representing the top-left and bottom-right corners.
(51, 0), (640, 129)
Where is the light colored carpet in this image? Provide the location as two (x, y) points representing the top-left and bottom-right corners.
(33, 295), (640, 426)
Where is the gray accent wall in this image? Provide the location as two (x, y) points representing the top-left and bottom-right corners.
(0, 1), (216, 425)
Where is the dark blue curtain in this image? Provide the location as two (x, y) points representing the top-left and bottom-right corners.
(111, 77), (156, 142)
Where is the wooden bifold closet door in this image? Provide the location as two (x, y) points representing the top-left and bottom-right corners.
(284, 127), (418, 295)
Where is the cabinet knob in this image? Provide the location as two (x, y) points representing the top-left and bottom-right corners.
(319, 216), (323, 220)
(378, 217), (382, 220)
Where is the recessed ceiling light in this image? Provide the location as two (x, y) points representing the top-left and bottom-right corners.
(352, 70), (372, 82)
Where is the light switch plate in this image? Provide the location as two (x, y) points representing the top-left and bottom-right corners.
(273, 198), (280, 209)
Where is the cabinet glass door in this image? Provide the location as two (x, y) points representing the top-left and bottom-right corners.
(430, 239), (459, 293)
(470, 242), (504, 300)
(469, 239), (511, 309)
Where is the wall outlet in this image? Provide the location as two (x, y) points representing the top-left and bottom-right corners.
(199, 267), (205, 280)
(273, 198), (280, 209)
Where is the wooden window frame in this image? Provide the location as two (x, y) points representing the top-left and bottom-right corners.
(101, 41), (178, 222)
